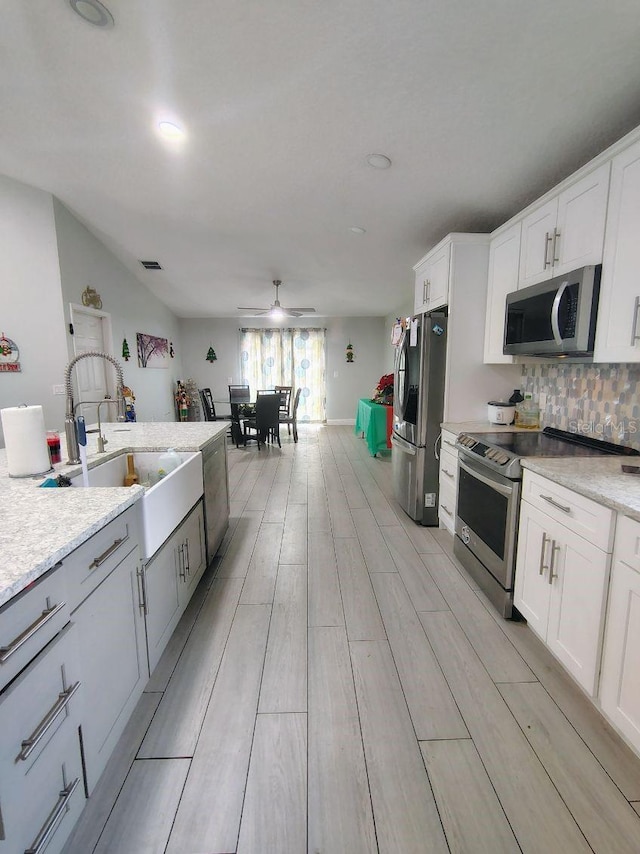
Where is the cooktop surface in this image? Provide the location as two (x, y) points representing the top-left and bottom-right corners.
(471, 427), (639, 459)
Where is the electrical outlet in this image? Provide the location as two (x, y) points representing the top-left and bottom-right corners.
(52, 384), (65, 396)
(538, 392), (547, 411)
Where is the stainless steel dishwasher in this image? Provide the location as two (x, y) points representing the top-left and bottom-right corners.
(201, 432), (230, 564)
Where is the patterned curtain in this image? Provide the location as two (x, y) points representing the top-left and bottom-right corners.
(239, 327), (326, 422)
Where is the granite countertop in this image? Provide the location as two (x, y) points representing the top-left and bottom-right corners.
(0, 421), (229, 608)
(521, 456), (640, 522)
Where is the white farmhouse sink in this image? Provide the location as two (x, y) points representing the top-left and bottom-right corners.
(70, 451), (203, 560)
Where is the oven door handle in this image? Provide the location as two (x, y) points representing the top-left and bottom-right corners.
(391, 433), (417, 455)
(458, 456), (514, 499)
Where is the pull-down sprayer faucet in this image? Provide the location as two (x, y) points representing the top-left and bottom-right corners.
(64, 352), (126, 464)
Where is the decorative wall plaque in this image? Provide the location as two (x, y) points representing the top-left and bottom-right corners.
(0, 333), (21, 372)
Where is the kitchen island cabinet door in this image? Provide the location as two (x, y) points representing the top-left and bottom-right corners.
(180, 500), (206, 603)
(144, 526), (182, 675)
(594, 138), (640, 362)
(73, 545), (147, 793)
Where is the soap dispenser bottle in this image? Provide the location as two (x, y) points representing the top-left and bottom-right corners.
(508, 389), (525, 405)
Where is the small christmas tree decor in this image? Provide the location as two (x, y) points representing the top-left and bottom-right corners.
(346, 342), (354, 363)
(122, 338), (130, 361)
(206, 345), (217, 362)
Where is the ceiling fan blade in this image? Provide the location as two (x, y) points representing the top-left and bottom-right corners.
(237, 306), (270, 311)
(286, 307), (316, 313)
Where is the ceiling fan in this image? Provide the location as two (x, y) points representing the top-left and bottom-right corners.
(237, 280), (316, 318)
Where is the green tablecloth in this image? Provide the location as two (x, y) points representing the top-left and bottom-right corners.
(355, 398), (393, 456)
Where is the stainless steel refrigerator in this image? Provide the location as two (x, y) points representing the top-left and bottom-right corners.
(392, 312), (447, 525)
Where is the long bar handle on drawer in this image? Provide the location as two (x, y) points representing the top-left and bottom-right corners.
(0, 599), (65, 664)
(538, 532), (550, 575)
(540, 494), (571, 513)
(17, 681), (81, 762)
(442, 468), (454, 478)
(89, 533), (129, 569)
(24, 776), (80, 854)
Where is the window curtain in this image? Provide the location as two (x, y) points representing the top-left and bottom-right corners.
(239, 328), (326, 422)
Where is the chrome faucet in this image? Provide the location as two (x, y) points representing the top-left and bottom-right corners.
(64, 352), (126, 464)
(75, 399), (121, 454)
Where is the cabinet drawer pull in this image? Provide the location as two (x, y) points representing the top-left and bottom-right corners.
(442, 468), (454, 478)
(540, 494), (571, 513)
(631, 296), (640, 346)
(443, 440), (456, 448)
(178, 544), (186, 581)
(25, 775), (80, 854)
(552, 228), (561, 263)
(538, 532), (550, 575)
(440, 504), (452, 516)
(544, 231), (553, 268)
(0, 599), (65, 664)
(549, 541), (560, 584)
(17, 681), (81, 762)
(136, 567), (148, 616)
(89, 533), (129, 569)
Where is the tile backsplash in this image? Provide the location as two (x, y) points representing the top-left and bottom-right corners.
(521, 362), (640, 449)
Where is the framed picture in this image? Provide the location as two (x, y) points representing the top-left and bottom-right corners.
(137, 333), (169, 368)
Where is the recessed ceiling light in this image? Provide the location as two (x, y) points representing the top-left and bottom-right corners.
(158, 121), (185, 139)
(349, 226), (366, 234)
(366, 153), (392, 169)
(69, 0), (114, 28)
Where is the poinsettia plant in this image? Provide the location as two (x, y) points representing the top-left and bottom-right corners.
(372, 373), (394, 404)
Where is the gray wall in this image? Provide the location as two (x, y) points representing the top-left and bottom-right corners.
(0, 175), (69, 443)
(178, 315), (387, 422)
(54, 200), (183, 422)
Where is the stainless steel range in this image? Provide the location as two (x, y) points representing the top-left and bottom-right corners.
(453, 426), (639, 618)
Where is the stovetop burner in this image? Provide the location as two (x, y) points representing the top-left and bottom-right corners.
(456, 426), (639, 478)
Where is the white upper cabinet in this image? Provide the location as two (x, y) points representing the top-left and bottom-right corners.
(594, 138), (640, 363)
(483, 221), (521, 363)
(414, 241), (451, 314)
(518, 163), (610, 288)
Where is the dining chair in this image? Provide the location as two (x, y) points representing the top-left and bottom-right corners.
(279, 387), (301, 443)
(228, 384), (250, 404)
(243, 392), (281, 449)
(199, 388), (225, 421)
(274, 385), (293, 427)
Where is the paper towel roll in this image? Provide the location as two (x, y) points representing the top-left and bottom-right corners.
(1, 405), (52, 477)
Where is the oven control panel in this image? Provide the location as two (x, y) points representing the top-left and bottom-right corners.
(456, 434), (511, 466)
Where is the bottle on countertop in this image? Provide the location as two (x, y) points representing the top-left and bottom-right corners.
(123, 453), (140, 487)
(516, 393), (540, 430)
(508, 389), (525, 405)
(157, 448), (181, 480)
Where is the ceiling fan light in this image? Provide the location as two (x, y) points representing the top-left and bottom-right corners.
(270, 307), (285, 320)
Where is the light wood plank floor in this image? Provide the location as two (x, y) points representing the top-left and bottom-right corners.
(64, 425), (640, 854)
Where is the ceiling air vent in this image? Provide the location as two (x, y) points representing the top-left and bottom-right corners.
(140, 260), (163, 270)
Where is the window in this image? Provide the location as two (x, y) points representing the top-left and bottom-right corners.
(239, 327), (326, 422)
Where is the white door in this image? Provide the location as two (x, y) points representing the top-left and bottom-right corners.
(554, 162), (610, 275)
(70, 306), (113, 425)
(518, 198), (557, 286)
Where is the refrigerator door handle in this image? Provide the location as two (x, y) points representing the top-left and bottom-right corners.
(391, 433), (417, 455)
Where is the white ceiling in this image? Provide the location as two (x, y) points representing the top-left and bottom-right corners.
(2, 1), (640, 318)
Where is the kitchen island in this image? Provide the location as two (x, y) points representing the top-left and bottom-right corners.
(0, 420), (229, 607)
(0, 420), (230, 854)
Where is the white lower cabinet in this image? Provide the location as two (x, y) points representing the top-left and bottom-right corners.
(72, 524), (147, 794)
(438, 430), (459, 533)
(143, 500), (205, 674)
(0, 623), (85, 854)
(514, 474), (613, 696)
(600, 515), (640, 754)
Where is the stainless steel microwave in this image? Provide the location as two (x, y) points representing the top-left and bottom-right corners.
(503, 265), (601, 357)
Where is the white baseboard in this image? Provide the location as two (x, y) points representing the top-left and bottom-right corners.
(326, 419), (356, 426)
